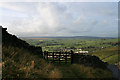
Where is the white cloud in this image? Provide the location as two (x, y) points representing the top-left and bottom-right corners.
(5, 2), (63, 37)
(0, 2), (26, 12)
(37, 3), (60, 29)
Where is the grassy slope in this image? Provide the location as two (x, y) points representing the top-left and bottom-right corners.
(90, 46), (119, 64)
(2, 46), (113, 78)
(90, 46), (120, 71)
(55, 64), (112, 78)
(2, 46), (57, 78)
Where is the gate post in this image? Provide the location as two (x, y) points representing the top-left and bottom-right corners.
(59, 51), (61, 64)
(65, 52), (67, 64)
(71, 50), (74, 64)
(43, 51), (46, 59)
(46, 51), (48, 61)
(52, 52), (54, 63)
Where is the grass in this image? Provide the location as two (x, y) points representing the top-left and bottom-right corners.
(90, 46), (119, 64)
(2, 46), (113, 79)
(48, 68), (62, 78)
(54, 64), (113, 78)
(2, 46), (56, 78)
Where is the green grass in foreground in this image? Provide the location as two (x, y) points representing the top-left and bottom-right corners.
(2, 46), (113, 78)
(54, 64), (112, 78)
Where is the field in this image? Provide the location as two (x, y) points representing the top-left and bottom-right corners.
(90, 47), (119, 64)
(22, 38), (118, 51)
(22, 38), (119, 65)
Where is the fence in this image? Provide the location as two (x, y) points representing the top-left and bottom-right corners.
(43, 50), (74, 64)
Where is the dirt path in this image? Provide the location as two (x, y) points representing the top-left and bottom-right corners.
(107, 64), (120, 80)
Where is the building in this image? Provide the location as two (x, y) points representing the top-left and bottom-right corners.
(75, 51), (89, 54)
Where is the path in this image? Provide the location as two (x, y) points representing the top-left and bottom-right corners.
(107, 64), (120, 80)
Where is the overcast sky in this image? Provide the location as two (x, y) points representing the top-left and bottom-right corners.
(0, 1), (118, 37)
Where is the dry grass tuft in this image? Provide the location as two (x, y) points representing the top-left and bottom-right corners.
(48, 68), (62, 78)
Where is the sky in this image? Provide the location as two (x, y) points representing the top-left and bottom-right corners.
(0, 0), (119, 37)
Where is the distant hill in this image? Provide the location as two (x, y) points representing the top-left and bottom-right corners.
(21, 36), (116, 39)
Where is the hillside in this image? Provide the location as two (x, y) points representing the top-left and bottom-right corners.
(1, 26), (113, 79)
(2, 27), (57, 78)
(90, 47), (119, 64)
(2, 27), (42, 55)
(90, 46), (120, 70)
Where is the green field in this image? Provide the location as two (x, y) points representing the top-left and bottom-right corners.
(22, 38), (119, 65)
(90, 47), (119, 64)
(22, 38), (118, 52)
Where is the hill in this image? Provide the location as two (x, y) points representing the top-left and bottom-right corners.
(2, 26), (57, 78)
(21, 36), (115, 39)
(2, 27), (42, 55)
(90, 47), (120, 69)
(90, 47), (119, 64)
